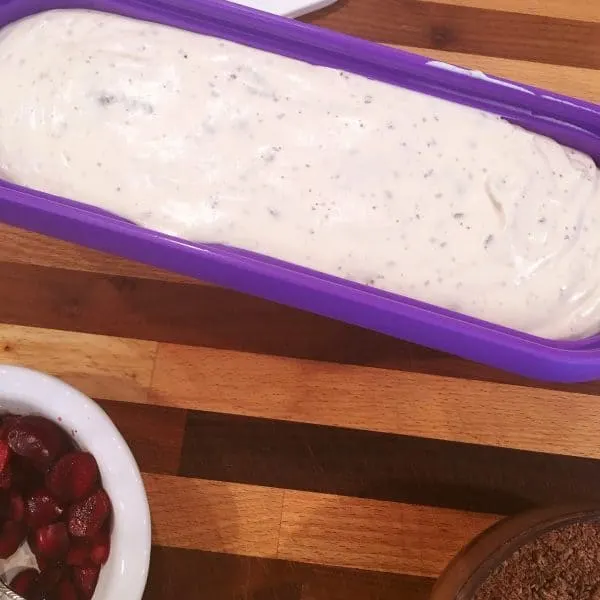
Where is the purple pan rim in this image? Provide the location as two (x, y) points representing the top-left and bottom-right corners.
(1, 0), (600, 381)
(3, 179), (600, 353)
(3, 0), (600, 138)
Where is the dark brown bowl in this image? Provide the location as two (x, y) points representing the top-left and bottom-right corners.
(431, 503), (600, 600)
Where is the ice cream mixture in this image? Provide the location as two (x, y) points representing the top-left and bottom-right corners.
(1, 9), (600, 339)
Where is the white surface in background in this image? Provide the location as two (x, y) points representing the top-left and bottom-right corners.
(229, 0), (337, 17)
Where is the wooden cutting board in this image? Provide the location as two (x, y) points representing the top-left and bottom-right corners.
(0, 1), (599, 598)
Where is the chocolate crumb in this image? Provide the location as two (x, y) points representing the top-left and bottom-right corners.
(474, 521), (600, 600)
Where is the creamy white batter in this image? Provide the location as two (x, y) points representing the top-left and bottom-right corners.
(1, 9), (600, 339)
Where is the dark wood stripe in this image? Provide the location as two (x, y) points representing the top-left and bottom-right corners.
(144, 546), (434, 600)
(0, 223), (200, 284)
(0, 260), (414, 367)
(95, 399), (186, 475)
(180, 410), (600, 516)
(3, 261), (600, 396)
(305, 0), (600, 69)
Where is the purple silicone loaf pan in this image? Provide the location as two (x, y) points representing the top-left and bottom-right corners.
(1, 0), (600, 382)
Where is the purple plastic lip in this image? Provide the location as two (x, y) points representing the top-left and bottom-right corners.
(1, 0), (600, 382)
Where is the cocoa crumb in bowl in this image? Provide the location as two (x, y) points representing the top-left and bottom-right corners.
(474, 520), (600, 600)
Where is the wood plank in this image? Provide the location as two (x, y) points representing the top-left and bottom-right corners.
(151, 343), (401, 434)
(395, 46), (600, 102)
(0, 223), (198, 284)
(419, 0), (600, 23)
(1, 323), (599, 463)
(278, 490), (497, 577)
(305, 0), (600, 69)
(143, 474), (496, 578)
(178, 410), (600, 515)
(3, 322), (600, 466)
(151, 343), (600, 460)
(144, 547), (434, 600)
(98, 400), (186, 475)
(143, 474), (284, 558)
(0, 324), (156, 403)
(0, 261), (414, 367)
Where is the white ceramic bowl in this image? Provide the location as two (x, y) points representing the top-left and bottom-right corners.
(0, 364), (151, 599)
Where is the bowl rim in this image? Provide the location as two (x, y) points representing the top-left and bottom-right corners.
(0, 364), (152, 600)
(431, 503), (600, 600)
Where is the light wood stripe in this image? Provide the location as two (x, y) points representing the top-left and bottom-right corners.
(144, 473), (284, 558)
(4, 324), (600, 461)
(419, 0), (600, 23)
(144, 473), (497, 577)
(150, 342), (600, 460)
(0, 324), (156, 403)
(279, 490), (497, 577)
(395, 46), (600, 102)
(151, 342), (401, 433)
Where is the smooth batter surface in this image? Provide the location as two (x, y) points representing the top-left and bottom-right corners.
(1, 9), (600, 339)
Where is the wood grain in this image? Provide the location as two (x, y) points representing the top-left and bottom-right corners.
(144, 548), (434, 600)
(418, 0), (600, 22)
(306, 0), (600, 69)
(144, 474), (284, 557)
(0, 261), (415, 366)
(178, 410), (600, 515)
(152, 342), (600, 459)
(150, 343), (402, 431)
(4, 321), (600, 463)
(0, 324), (155, 402)
(144, 473), (498, 577)
(98, 400), (187, 475)
(278, 491), (497, 577)
(0, 224), (198, 283)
